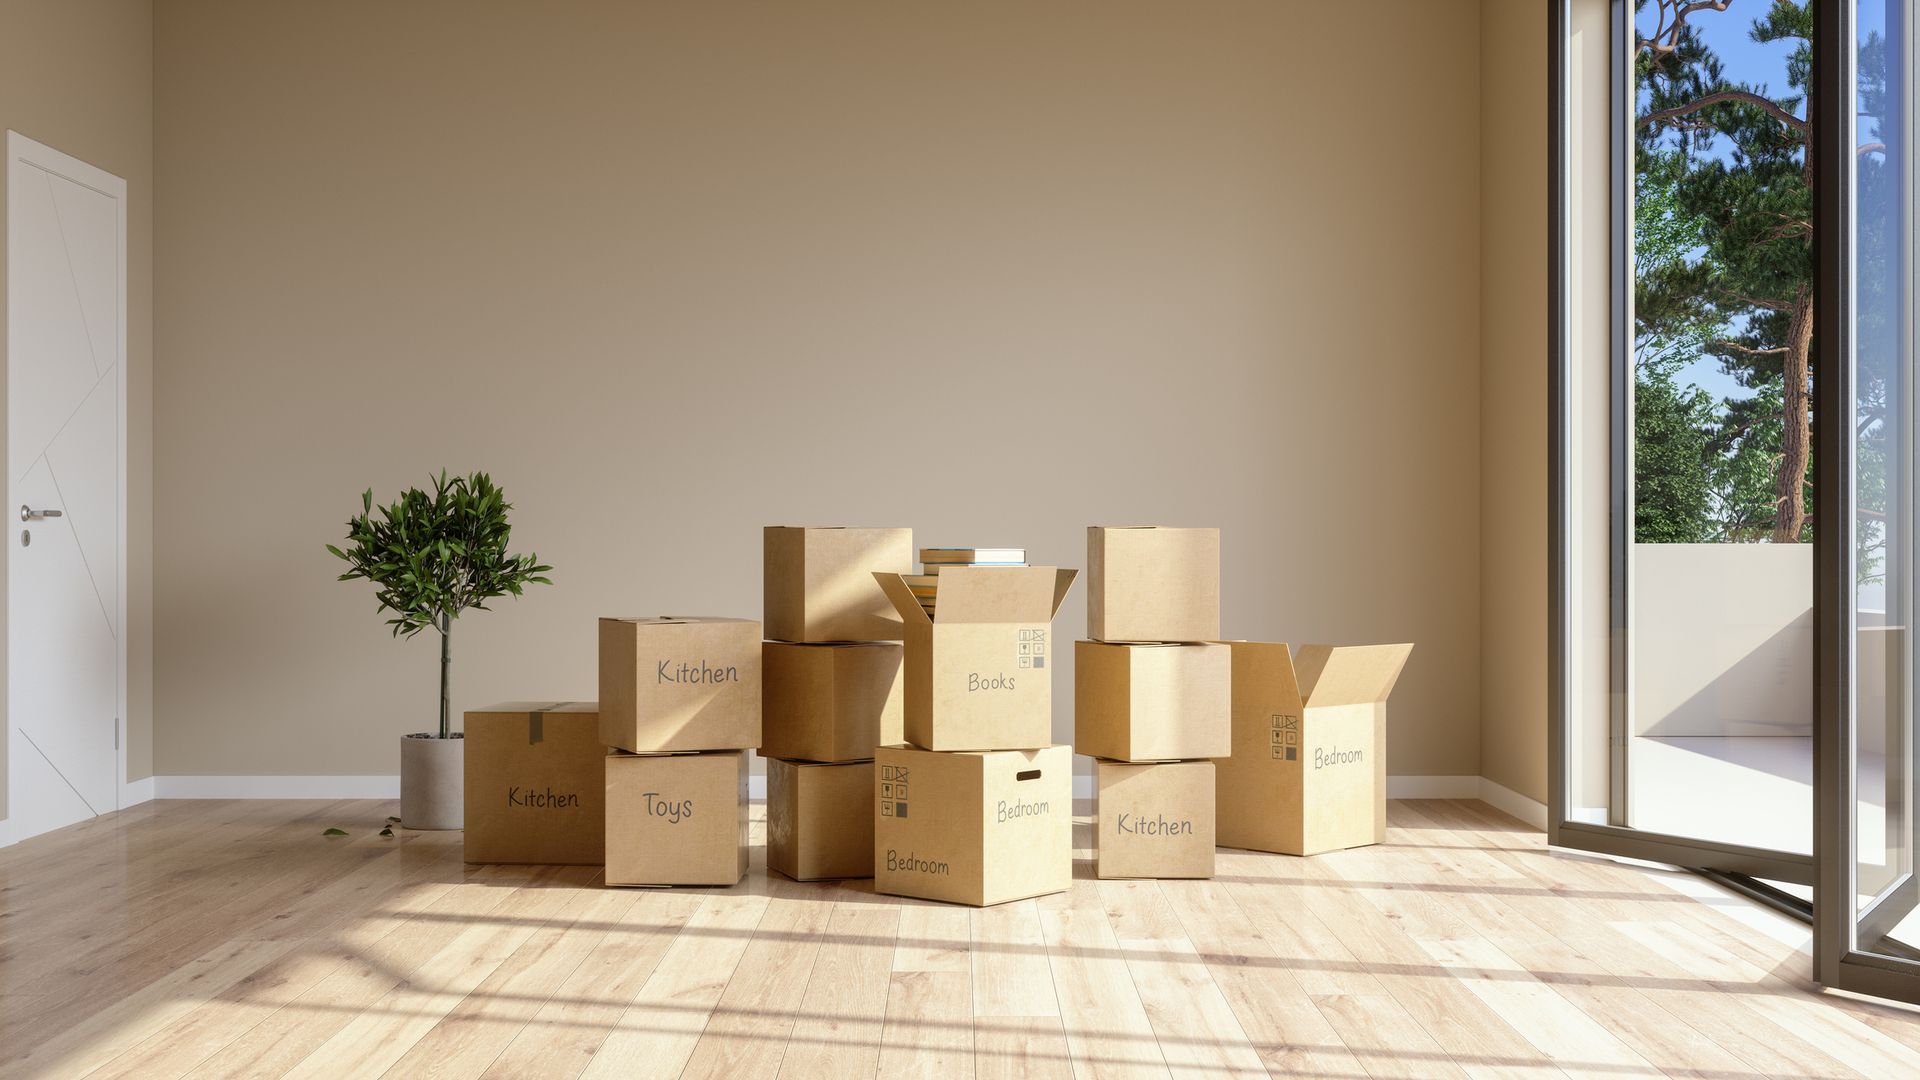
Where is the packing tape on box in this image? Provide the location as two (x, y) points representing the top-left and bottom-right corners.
(526, 702), (567, 745)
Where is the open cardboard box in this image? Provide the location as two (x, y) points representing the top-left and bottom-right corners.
(764, 526), (913, 643)
(874, 566), (1077, 751)
(1215, 641), (1413, 856)
(761, 640), (903, 762)
(873, 743), (1073, 906)
(1074, 640), (1230, 761)
(599, 616), (762, 754)
(464, 702), (606, 866)
(1087, 526), (1220, 642)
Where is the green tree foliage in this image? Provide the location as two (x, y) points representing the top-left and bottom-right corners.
(328, 471), (553, 739)
(1635, 0), (1814, 543)
(1634, 369), (1716, 542)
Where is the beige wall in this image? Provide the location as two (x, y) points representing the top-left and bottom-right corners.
(1477, 0), (1549, 805)
(1, 0), (155, 826)
(153, 0), (1486, 782)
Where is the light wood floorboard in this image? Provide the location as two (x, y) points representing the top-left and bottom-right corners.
(1, 797), (1917, 1077)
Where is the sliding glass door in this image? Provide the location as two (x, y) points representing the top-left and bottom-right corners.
(1815, 0), (1920, 999)
(1560, 0), (1920, 1006)
(1551, 0), (1816, 888)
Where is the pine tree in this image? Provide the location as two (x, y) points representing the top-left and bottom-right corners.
(1636, 0), (1814, 543)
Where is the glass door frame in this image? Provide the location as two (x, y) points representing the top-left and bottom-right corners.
(1548, 0), (1815, 888)
(1814, 0), (1920, 999)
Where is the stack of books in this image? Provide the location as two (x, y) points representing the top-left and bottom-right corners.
(908, 547), (1028, 616)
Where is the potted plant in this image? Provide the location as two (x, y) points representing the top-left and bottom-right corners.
(328, 470), (552, 830)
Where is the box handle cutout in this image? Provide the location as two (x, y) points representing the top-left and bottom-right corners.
(1015, 769), (1042, 781)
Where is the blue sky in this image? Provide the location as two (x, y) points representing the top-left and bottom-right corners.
(1636, 1), (1808, 403)
(1639, 1), (1890, 402)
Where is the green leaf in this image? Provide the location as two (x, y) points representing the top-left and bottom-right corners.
(323, 827), (348, 837)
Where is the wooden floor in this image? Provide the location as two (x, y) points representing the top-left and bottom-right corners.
(3, 800), (1919, 1079)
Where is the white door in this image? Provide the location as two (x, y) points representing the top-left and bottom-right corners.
(7, 132), (126, 843)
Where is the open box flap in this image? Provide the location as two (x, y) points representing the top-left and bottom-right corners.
(927, 566), (1073, 624)
(1049, 568), (1079, 618)
(873, 572), (933, 627)
(1295, 643), (1414, 707)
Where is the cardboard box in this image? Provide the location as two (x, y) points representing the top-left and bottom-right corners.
(1074, 641), (1231, 761)
(762, 641), (904, 762)
(873, 566), (1077, 752)
(766, 757), (874, 881)
(604, 749), (749, 886)
(464, 702), (606, 865)
(1094, 759), (1216, 879)
(765, 526), (914, 643)
(1087, 526), (1220, 642)
(1215, 641), (1413, 856)
(599, 616), (761, 754)
(873, 743), (1072, 906)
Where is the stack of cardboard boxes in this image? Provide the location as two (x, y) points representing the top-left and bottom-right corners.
(760, 526), (912, 881)
(456, 522), (1416, 889)
(1078, 527), (1228, 879)
(871, 552), (1078, 906)
(598, 615), (761, 885)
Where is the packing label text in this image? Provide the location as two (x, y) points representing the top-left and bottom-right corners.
(1115, 811), (1194, 836)
(1314, 745), (1364, 769)
(997, 796), (1050, 823)
(656, 659), (740, 684)
(642, 791), (693, 822)
(507, 786), (581, 809)
(885, 849), (949, 875)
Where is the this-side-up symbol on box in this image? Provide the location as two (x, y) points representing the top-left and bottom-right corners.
(1271, 714), (1300, 761)
(879, 764), (908, 817)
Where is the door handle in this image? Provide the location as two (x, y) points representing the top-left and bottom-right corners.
(19, 505), (61, 521)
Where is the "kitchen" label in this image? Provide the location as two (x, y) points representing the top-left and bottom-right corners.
(507, 786), (581, 809)
(1115, 811), (1194, 836)
(656, 659), (740, 684)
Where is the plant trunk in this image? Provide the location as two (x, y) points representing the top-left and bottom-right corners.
(438, 614), (451, 740)
(1771, 286), (1814, 544)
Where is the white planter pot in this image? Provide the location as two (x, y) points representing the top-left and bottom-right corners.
(400, 733), (464, 830)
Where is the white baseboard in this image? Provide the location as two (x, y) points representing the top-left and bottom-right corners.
(120, 776), (156, 808)
(1385, 775), (1483, 799)
(0, 814), (12, 849)
(1476, 776), (1549, 830)
(156, 775), (401, 799)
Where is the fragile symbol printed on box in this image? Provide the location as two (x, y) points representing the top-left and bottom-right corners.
(1270, 714), (1300, 761)
(1017, 628), (1047, 670)
(880, 764), (909, 818)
